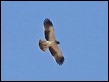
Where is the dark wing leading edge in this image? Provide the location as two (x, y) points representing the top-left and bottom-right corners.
(49, 42), (64, 65)
(44, 30), (50, 41)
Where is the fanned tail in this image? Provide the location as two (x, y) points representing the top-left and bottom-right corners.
(38, 39), (48, 52)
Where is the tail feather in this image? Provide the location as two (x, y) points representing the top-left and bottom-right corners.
(38, 39), (48, 52)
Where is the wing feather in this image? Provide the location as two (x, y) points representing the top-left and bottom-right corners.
(49, 42), (64, 65)
(44, 26), (56, 41)
(44, 19), (56, 41)
(44, 30), (50, 40)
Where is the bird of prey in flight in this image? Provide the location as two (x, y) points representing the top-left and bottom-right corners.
(38, 18), (64, 65)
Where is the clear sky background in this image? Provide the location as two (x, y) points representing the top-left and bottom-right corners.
(1, 1), (108, 81)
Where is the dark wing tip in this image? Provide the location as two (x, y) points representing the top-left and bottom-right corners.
(44, 18), (53, 26)
(56, 56), (64, 65)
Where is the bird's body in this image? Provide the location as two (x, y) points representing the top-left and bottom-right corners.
(39, 18), (64, 65)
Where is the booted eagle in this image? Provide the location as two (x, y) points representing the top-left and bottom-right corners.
(39, 18), (64, 65)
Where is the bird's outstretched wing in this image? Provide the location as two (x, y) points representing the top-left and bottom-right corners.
(49, 42), (64, 65)
(44, 18), (56, 41)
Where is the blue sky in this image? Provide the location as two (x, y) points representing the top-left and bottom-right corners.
(1, 1), (108, 81)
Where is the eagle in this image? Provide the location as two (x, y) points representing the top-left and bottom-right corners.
(38, 18), (64, 65)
